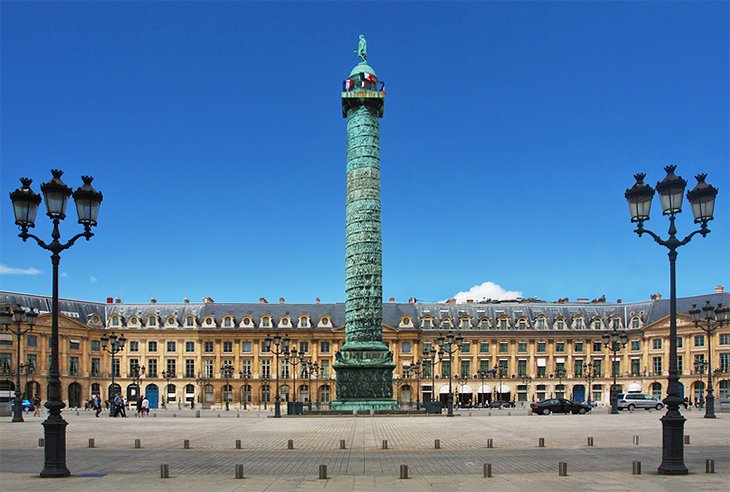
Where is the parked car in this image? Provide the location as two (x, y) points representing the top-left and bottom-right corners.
(488, 400), (515, 409)
(530, 398), (591, 415)
(616, 393), (663, 411)
(10, 399), (35, 412)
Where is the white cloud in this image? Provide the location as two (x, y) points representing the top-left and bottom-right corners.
(60, 272), (69, 278)
(448, 281), (523, 303)
(0, 264), (42, 276)
(89, 276), (98, 284)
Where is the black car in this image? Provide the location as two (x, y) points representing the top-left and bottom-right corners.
(530, 398), (591, 415)
(488, 400), (515, 409)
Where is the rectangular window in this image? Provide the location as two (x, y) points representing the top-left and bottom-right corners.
(166, 359), (176, 377)
(537, 365), (546, 378)
(612, 319), (620, 329)
(186, 317), (194, 327)
(720, 353), (730, 370)
(422, 341), (432, 353)
(611, 359), (620, 377)
(676, 336), (683, 348)
(574, 359), (584, 377)
(631, 340), (640, 351)
(460, 319), (470, 330)
(632, 318), (640, 328)
(631, 358), (641, 376)
(204, 341), (214, 353)
(0, 353), (11, 369)
(128, 359), (139, 375)
(499, 319), (507, 330)
(537, 318), (545, 329)
(299, 341), (309, 354)
(167, 341), (176, 352)
(555, 361), (565, 375)
(242, 341), (252, 353)
(320, 360), (330, 378)
(694, 335), (705, 347)
(422, 318), (433, 329)
(112, 358), (120, 377)
(402, 342), (412, 353)
(320, 341), (330, 353)
(479, 359), (490, 372)
(261, 359), (271, 378)
(185, 341), (195, 353)
(517, 359), (527, 376)
(593, 341), (602, 352)
(536, 342), (546, 353)
(91, 358), (100, 376)
(69, 340), (80, 350)
(720, 334), (730, 345)
(185, 359), (195, 378)
(575, 318), (584, 329)
(242, 359), (252, 376)
(499, 342), (509, 353)
(678, 355), (683, 374)
(27, 335), (37, 347)
(460, 342), (470, 353)
(281, 361), (290, 378)
(260, 341), (270, 353)
(460, 359), (470, 377)
(129, 341), (139, 352)
(423, 360), (433, 378)
(90, 339), (99, 351)
(69, 356), (79, 375)
(517, 342), (527, 353)
(223, 341), (233, 353)
(204, 359), (214, 378)
(652, 356), (662, 375)
(441, 360), (451, 377)
(147, 359), (157, 377)
(652, 338), (662, 350)
(262, 317), (270, 327)
(557, 320), (564, 330)
(479, 342), (489, 353)
(593, 359), (602, 376)
(223, 317), (232, 327)
(148, 341), (157, 352)
(555, 342), (565, 353)
(574, 341), (584, 352)
(148, 316), (157, 327)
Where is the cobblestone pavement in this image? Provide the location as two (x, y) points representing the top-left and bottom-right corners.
(1, 407), (728, 491)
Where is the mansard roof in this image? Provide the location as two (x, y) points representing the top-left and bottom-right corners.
(1, 290), (727, 330)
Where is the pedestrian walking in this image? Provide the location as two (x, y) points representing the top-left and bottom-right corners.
(33, 396), (41, 417)
(94, 394), (102, 417)
(142, 395), (149, 416)
(136, 396), (143, 417)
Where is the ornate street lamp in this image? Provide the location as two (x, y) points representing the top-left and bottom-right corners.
(195, 371), (210, 406)
(689, 302), (729, 418)
(129, 362), (145, 403)
(284, 347), (303, 404)
(436, 331), (463, 417)
(221, 362), (234, 411)
(408, 361), (422, 410)
(625, 165), (718, 475)
(9, 170), (102, 477)
(100, 331), (126, 416)
(263, 333), (289, 418)
(602, 326), (628, 414)
(0, 306), (38, 422)
(239, 368), (251, 410)
(161, 370), (172, 408)
(261, 375), (270, 409)
(308, 361), (319, 410)
(584, 362), (595, 406)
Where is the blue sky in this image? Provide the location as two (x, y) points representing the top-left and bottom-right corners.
(1, 1), (728, 305)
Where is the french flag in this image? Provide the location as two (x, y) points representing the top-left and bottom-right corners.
(343, 79), (354, 91)
(360, 72), (377, 83)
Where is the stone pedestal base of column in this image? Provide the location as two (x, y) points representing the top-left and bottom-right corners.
(332, 345), (397, 411)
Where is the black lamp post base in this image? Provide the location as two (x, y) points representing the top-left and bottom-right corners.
(658, 413), (688, 475)
(40, 417), (70, 478)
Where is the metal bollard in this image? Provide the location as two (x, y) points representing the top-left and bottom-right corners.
(684, 435), (690, 445)
(632, 435), (639, 445)
(38, 438), (44, 447)
(134, 439), (141, 449)
(382, 439), (389, 449)
(172, 413), (176, 418)
(507, 412), (511, 416)
(319, 464), (328, 479)
(236, 439), (241, 449)
(632, 461), (641, 475)
(558, 462), (567, 476)
(340, 439), (346, 449)
(88, 438), (95, 448)
(587, 437), (593, 447)
(539, 437), (545, 447)
(235, 464), (244, 479)
(153, 412), (156, 417)
(399, 464), (409, 479)
(237, 413), (240, 418)
(217, 413), (221, 418)
(195, 410), (200, 418)
(184, 439), (190, 449)
(160, 464), (169, 478)
(705, 459), (715, 473)
(434, 439), (440, 449)
(288, 439), (294, 449)
(487, 438), (493, 448)
(483, 463), (492, 478)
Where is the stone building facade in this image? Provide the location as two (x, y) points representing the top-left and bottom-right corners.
(1, 290), (729, 410)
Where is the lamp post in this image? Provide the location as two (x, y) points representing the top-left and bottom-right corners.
(221, 362), (234, 411)
(552, 368), (566, 399)
(239, 368), (251, 410)
(493, 365), (507, 402)
(100, 331), (126, 416)
(625, 166), (718, 475)
(602, 326), (628, 414)
(0, 306), (38, 423)
(409, 361), (422, 409)
(261, 375), (270, 409)
(195, 371), (210, 407)
(284, 347), (302, 403)
(476, 369), (490, 406)
(584, 362), (595, 405)
(161, 370), (172, 408)
(263, 333), (289, 418)
(130, 362), (145, 403)
(436, 331), (463, 417)
(422, 346), (438, 404)
(689, 301), (729, 419)
(521, 375), (533, 403)
(455, 373), (468, 407)
(308, 361), (319, 410)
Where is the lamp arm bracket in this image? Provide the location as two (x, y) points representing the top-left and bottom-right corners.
(679, 227), (708, 246)
(18, 231), (50, 249)
(635, 227), (667, 247)
(59, 230), (94, 252)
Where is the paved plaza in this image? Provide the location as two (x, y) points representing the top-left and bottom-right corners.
(1, 406), (728, 491)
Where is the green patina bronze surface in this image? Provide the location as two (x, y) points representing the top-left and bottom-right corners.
(333, 36), (397, 411)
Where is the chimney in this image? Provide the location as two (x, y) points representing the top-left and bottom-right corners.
(409, 297), (417, 304)
(259, 297), (268, 304)
(716, 285), (725, 294)
(184, 297), (190, 304)
(203, 297), (214, 303)
(279, 297), (285, 304)
(466, 299), (474, 304)
(616, 298), (622, 304)
(106, 297), (113, 304)
(315, 297), (321, 304)
(446, 298), (456, 304)
(151, 297), (157, 304)
(389, 297), (395, 303)
(115, 297), (121, 304)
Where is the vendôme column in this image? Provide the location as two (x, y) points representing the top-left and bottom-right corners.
(332, 35), (397, 411)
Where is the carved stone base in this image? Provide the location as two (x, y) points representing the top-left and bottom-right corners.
(332, 347), (397, 411)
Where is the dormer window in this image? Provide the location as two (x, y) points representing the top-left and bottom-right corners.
(185, 316), (195, 327)
(459, 318), (470, 330)
(261, 317), (271, 327)
(631, 317), (640, 329)
(148, 316), (157, 327)
(556, 319), (565, 330)
(129, 317), (139, 327)
(242, 317), (252, 327)
(611, 318), (620, 330)
(205, 317), (214, 326)
(537, 318), (546, 330)
(575, 317), (584, 329)
(422, 318), (433, 329)
(280, 318), (290, 327)
(298, 316), (309, 328)
(593, 319), (602, 330)
(499, 318), (508, 330)
(320, 317), (329, 326)
(223, 316), (233, 328)
(110, 316), (120, 327)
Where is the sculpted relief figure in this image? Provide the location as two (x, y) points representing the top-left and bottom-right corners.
(356, 34), (367, 62)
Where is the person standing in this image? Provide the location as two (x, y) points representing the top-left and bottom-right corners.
(136, 395), (143, 417)
(142, 395), (149, 416)
(94, 394), (102, 417)
(33, 396), (41, 417)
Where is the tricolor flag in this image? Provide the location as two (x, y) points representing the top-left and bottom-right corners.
(360, 72), (377, 83)
(343, 79), (354, 91)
